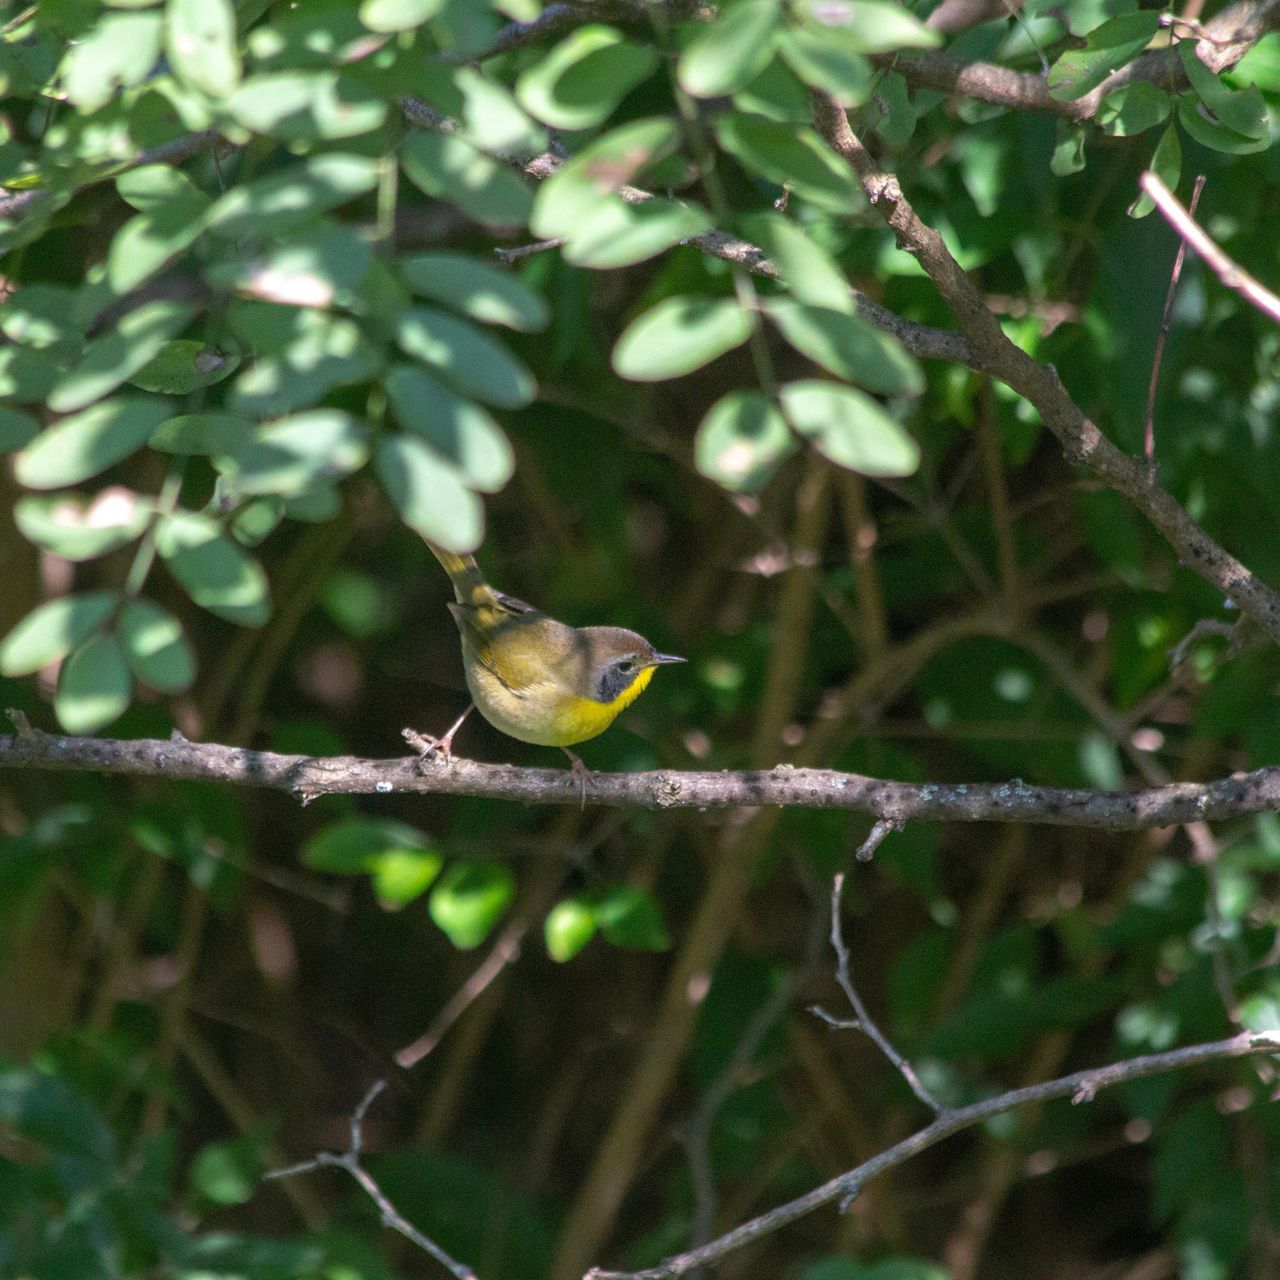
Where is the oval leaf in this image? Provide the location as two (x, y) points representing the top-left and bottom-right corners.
(428, 861), (515, 950)
(780, 380), (920, 476)
(0, 592), (119, 677)
(219, 410), (370, 496)
(398, 253), (549, 332)
(394, 306), (535, 408)
(680, 0), (782, 98)
(613, 296), (753, 382)
(158, 512), (271, 626)
(118, 600), (196, 694)
(55, 634), (133, 734)
(15, 397), (171, 490)
(695, 390), (794, 493)
(517, 26), (658, 129)
(15, 490), (151, 562)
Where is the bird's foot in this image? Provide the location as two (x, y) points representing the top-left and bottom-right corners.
(562, 749), (593, 810)
(403, 727), (456, 764)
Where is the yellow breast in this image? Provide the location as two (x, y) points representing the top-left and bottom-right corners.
(464, 656), (655, 747)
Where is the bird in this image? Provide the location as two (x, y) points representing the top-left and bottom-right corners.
(410, 542), (685, 795)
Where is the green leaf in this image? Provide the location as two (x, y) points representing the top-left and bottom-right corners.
(189, 1138), (262, 1208)
(62, 12), (163, 112)
(0, 345), (61, 404)
(714, 113), (864, 212)
(1177, 42), (1268, 139)
(1050, 123), (1087, 176)
(529, 117), (682, 239)
(695, 390), (794, 493)
(158, 512), (271, 626)
(209, 221), (374, 308)
(766, 299), (923, 395)
(206, 154), (380, 238)
(680, 0), (782, 98)
(1129, 123), (1180, 218)
(373, 849), (445, 908)
(129, 341), (240, 395)
(226, 70), (386, 142)
(1175, 91), (1271, 154)
(151, 413), (255, 456)
(794, 0), (940, 51)
(117, 164), (209, 214)
(0, 593), (118, 677)
(48, 301), (195, 414)
(561, 199), (713, 270)
(394, 306), (536, 408)
(228, 313), (381, 417)
(302, 817), (431, 872)
(612, 296), (753, 381)
(375, 433), (484, 551)
(545, 898), (597, 962)
(118, 600), (196, 694)
(517, 26), (658, 129)
(780, 380), (920, 476)
(446, 66), (548, 156)
(218, 410), (370, 497)
(15, 397), (171, 490)
(167, 0), (241, 98)
(400, 132), (532, 230)
(359, 0), (445, 32)
(428, 861), (515, 949)
(1047, 11), (1160, 101)
(1, 284), (80, 347)
(15, 491), (150, 562)
(776, 27), (872, 103)
(55, 634), (133, 734)
(384, 365), (514, 493)
(872, 69), (916, 145)
(595, 885), (670, 950)
(399, 253), (549, 331)
(741, 211), (853, 312)
(0, 407), (39, 451)
(1097, 83), (1171, 136)
(106, 208), (209, 296)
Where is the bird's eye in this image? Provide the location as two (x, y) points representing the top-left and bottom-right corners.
(617, 659), (634, 674)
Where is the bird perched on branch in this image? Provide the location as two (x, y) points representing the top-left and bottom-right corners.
(409, 543), (684, 797)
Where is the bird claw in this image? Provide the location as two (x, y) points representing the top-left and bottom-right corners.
(402, 727), (454, 764)
(563, 750), (593, 810)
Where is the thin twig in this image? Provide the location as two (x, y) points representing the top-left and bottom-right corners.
(810, 872), (945, 1113)
(585, 1030), (1280, 1280)
(1140, 171), (1280, 326)
(266, 1081), (478, 1280)
(1144, 174), (1205, 466)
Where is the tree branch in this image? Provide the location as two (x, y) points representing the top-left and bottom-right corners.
(587, 1030), (1280, 1280)
(7, 725), (1280, 826)
(809, 93), (1280, 649)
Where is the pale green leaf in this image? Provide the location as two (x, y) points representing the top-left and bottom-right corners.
(15, 397), (171, 490)
(394, 306), (535, 408)
(118, 600), (196, 693)
(167, 0), (241, 97)
(780, 380), (920, 476)
(55, 634), (133, 734)
(680, 0), (781, 98)
(15, 490), (150, 562)
(375, 433), (484, 551)
(0, 593), (119, 677)
(399, 253), (548, 331)
(429, 862), (515, 949)
(694, 390), (794, 493)
(517, 25), (658, 129)
(158, 512), (271, 626)
(612, 296), (753, 381)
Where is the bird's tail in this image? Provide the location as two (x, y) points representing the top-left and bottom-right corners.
(426, 542), (495, 608)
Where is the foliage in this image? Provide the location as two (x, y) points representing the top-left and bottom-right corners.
(2, 0), (1280, 1278)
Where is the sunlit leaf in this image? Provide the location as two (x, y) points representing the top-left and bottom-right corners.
(0, 593), (119, 677)
(780, 380), (920, 476)
(517, 26), (658, 129)
(15, 397), (171, 490)
(428, 861), (515, 949)
(118, 600), (196, 694)
(695, 390), (794, 493)
(680, 0), (781, 98)
(55, 634), (133, 734)
(375, 433), (484, 551)
(612, 296), (753, 381)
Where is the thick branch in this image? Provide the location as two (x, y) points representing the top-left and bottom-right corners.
(810, 93), (1280, 649)
(7, 728), (1280, 826)
(590, 1030), (1280, 1279)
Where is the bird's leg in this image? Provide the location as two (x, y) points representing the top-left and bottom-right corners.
(403, 704), (475, 763)
(561, 747), (593, 810)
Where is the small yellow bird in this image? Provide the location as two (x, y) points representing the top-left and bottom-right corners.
(413, 543), (684, 788)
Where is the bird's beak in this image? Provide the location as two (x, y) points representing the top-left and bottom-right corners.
(652, 653), (686, 665)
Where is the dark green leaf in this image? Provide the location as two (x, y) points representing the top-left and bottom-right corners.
(375, 433), (484, 550)
(151, 412), (254, 456)
(679, 0), (782, 98)
(394, 306), (535, 408)
(15, 397), (171, 490)
(714, 113), (864, 212)
(0, 407), (39, 451)
(595, 885), (670, 950)
(158, 512), (271, 626)
(1129, 123), (1180, 218)
(400, 132), (532, 230)
(48, 302), (195, 414)
(517, 25), (659, 129)
(55, 634), (133, 733)
(384, 365), (514, 492)
(0, 284), (80, 347)
(1047, 11), (1160, 101)
(129, 341), (240, 394)
(189, 1138), (263, 1208)
(226, 71), (386, 142)
(1097, 83), (1171, 137)
(612, 296), (753, 381)
(0, 592), (118, 677)
(118, 600), (197, 694)
(1175, 92), (1271, 154)
(218, 410), (370, 496)
(793, 0), (940, 52)
(777, 27), (872, 103)
(1178, 42), (1268, 139)
(780, 379), (920, 476)
(206, 154), (380, 237)
(765, 299), (923, 395)
(399, 252), (549, 331)
(303, 817), (431, 872)
(694, 390), (794, 493)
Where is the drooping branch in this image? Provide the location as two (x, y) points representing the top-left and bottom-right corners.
(6, 724), (1280, 826)
(586, 1029), (1280, 1280)
(809, 92), (1280, 650)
